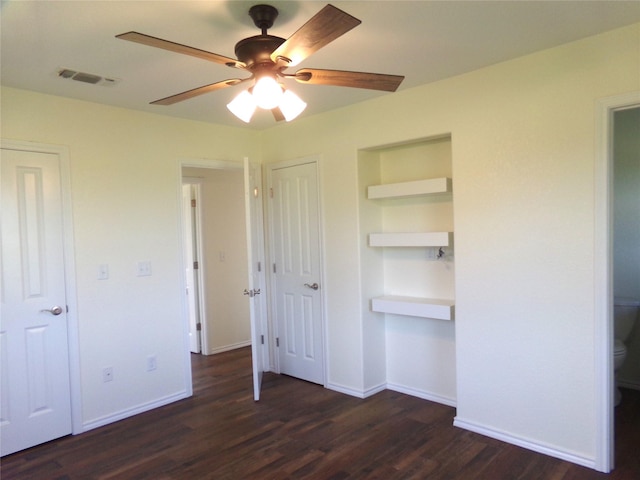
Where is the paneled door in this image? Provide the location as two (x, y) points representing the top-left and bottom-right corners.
(269, 160), (324, 384)
(1, 147), (73, 456)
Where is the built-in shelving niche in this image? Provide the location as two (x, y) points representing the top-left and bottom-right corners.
(358, 135), (457, 405)
(359, 136), (455, 321)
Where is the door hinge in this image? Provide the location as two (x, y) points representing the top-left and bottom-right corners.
(261, 335), (264, 345)
(269, 187), (274, 198)
(191, 199), (196, 208)
(273, 263), (276, 273)
(253, 186), (259, 198)
(276, 337), (280, 347)
(257, 261), (261, 272)
(196, 322), (202, 331)
(193, 261), (199, 269)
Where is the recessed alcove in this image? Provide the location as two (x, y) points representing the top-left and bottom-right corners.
(358, 134), (456, 405)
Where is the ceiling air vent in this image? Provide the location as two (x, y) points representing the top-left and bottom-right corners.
(56, 68), (120, 86)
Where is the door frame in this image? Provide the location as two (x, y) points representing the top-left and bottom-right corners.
(265, 155), (327, 384)
(177, 157), (269, 369)
(594, 91), (640, 472)
(1, 139), (82, 434)
(181, 178), (206, 354)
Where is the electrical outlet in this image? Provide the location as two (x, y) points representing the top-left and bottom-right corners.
(98, 264), (109, 280)
(103, 366), (114, 382)
(147, 355), (157, 372)
(137, 261), (152, 277)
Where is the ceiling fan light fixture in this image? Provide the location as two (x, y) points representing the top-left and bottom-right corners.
(252, 75), (283, 109)
(227, 90), (256, 123)
(279, 89), (307, 121)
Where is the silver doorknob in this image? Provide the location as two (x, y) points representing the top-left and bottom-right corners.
(41, 306), (64, 316)
(304, 283), (319, 290)
(243, 289), (261, 297)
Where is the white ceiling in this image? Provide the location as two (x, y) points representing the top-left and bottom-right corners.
(2, 1), (640, 130)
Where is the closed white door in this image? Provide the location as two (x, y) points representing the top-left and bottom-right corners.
(270, 160), (324, 384)
(1, 148), (73, 456)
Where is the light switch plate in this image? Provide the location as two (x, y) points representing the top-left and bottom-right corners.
(137, 261), (152, 277)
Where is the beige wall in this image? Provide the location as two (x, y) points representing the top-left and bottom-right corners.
(2, 20), (639, 470)
(260, 22), (640, 465)
(1, 88), (260, 427)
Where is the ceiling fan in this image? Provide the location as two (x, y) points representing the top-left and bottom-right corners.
(116, 3), (404, 122)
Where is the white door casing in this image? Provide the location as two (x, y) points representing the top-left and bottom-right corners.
(1, 147), (74, 456)
(244, 158), (268, 401)
(594, 92), (640, 473)
(182, 183), (202, 354)
(269, 159), (325, 385)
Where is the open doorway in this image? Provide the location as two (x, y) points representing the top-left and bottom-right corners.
(595, 92), (640, 472)
(181, 164), (251, 356)
(612, 105), (640, 431)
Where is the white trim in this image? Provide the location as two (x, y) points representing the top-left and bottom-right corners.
(326, 382), (369, 399)
(594, 92), (640, 473)
(326, 381), (457, 407)
(179, 157), (242, 171)
(1, 139), (83, 435)
(82, 390), (190, 432)
(386, 383), (457, 407)
(207, 340), (252, 355)
(181, 180), (207, 355)
(453, 416), (596, 470)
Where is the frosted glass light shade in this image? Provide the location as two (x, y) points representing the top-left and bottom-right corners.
(279, 90), (307, 121)
(252, 76), (283, 109)
(227, 90), (256, 123)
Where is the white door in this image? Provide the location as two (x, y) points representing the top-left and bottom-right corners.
(182, 183), (201, 354)
(269, 160), (324, 384)
(1, 148), (73, 456)
(244, 158), (267, 400)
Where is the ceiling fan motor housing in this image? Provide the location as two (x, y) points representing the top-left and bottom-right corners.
(235, 5), (284, 69)
(234, 35), (285, 68)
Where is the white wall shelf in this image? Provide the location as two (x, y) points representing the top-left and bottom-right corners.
(371, 295), (455, 321)
(369, 232), (453, 247)
(367, 177), (452, 199)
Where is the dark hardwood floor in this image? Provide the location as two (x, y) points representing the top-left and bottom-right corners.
(2, 347), (639, 479)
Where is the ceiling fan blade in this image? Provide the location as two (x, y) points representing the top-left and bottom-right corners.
(116, 32), (245, 68)
(151, 79), (246, 106)
(271, 107), (285, 122)
(270, 5), (361, 67)
(294, 68), (404, 92)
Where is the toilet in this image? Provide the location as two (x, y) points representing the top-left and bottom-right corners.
(614, 296), (640, 406)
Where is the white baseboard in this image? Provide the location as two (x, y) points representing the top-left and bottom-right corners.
(325, 381), (456, 407)
(326, 382), (367, 398)
(81, 390), (190, 433)
(206, 340), (251, 355)
(363, 383), (387, 398)
(387, 382), (457, 407)
(453, 416), (596, 470)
